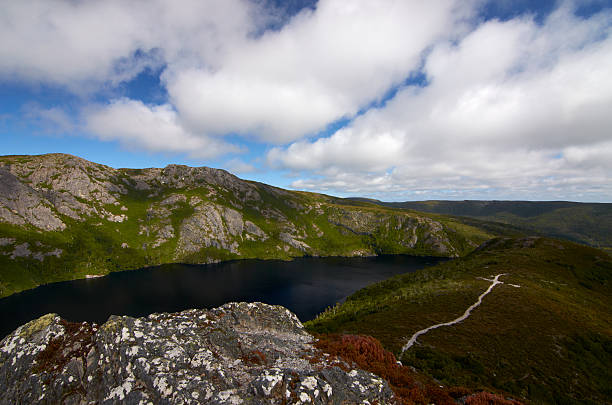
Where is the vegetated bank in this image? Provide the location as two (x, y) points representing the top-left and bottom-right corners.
(306, 237), (612, 404)
(0, 153), (519, 298)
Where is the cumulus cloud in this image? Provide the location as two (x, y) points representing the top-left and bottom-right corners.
(85, 99), (237, 158)
(0, 0), (469, 144)
(269, 4), (612, 200)
(167, 0), (467, 142)
(3, 0), (612, 200)
(0, 0), (259, 90)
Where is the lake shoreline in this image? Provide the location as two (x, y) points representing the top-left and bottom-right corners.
(0, 254), (448, 339)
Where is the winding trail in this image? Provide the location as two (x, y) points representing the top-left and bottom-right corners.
(401, 274), (509, 353)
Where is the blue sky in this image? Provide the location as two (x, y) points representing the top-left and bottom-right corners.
(1, 0), (611, 201)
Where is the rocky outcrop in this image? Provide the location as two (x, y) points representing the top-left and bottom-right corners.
(279, 232), (310, 252)
(0, 154), (120, 227)
(328, 207), (459, 257)
(0, 303), (394, 404)
(0, 167), (66, 231)
(178, 203), (242, 255)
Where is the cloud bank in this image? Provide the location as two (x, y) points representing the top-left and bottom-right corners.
(1, 0), (612, 200)
(269, 4), (612, 200)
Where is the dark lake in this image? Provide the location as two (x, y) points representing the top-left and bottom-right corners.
(0, 255), (446, 338)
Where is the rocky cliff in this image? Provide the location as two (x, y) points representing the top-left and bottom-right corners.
(0, 302), (394, 404)
(0, 154), (495, 297)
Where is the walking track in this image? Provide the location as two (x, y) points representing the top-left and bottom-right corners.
(401, 274), (509, 353)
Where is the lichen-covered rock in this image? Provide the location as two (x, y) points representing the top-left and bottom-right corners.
(0, 303), (394, 404)
(1, 154), (126, 224)
(0, 167), (66, 231)
(177, 203), (244, 255)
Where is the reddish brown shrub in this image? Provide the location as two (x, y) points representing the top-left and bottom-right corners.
(425, 385), (456, 405)
(448, 386), (473, 398)
(465, 391), (523, 405)
(314, 334), (460, 405)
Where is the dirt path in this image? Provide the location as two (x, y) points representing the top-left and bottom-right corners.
(401, 273), (509, 353)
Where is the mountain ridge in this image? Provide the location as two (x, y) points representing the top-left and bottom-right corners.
(0, 153), (509, 298)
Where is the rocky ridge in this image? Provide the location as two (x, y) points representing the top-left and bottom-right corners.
(0, 302), (394, 404)
(0, 154), (493, 297)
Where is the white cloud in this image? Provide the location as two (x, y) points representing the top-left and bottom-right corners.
(270, 5), (612, 200)
(22, 104), (75, 133)
(3, 0), (612, 200)
(223, 158), (257, 174)
(0, 0), (259, 90)
(85, 99), (237, 158)
(268, 126), (406, 173)
(167, 0), (467, 142)
(0, 0), (470, 143)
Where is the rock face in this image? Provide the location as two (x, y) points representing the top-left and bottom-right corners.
(0, 167), (66, 231)
(0, 303), (394, 404)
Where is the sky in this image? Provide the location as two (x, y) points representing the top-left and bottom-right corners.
(1, 0), (611, 202)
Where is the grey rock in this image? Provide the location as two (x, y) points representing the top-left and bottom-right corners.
(178, 203), (242, 255)
(0, 167), (65, 231)
(9, 242), (31, 259)
(190, 196), (203, 206)
(31, 248), (62, 261)
(222, 206), (244, 236)
(152, 224), (176, 248)
(0, 237), (15, 247)
(245, 221), (268, 241)
(106, 213), (127, 223)
(279, 233), (311, 252)
(4, 154), (125, 220)
(4, 242), (63, 261)
(0, 303), (394, 404)
(160, 194), (187, 206)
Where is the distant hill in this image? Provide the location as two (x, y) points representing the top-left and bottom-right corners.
(348, 199), (612, 251)
(307, 237), (612, 404)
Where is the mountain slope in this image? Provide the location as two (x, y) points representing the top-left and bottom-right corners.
(351, 199), (612, 251)
(0, 154), (509, 298)
(306, 237), (612, 404)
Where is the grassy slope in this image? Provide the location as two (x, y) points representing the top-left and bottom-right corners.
(355, 199), (612, 252)
(306, 237), (612, 404)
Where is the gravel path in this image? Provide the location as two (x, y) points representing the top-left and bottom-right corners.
(401, 274), (507, 353)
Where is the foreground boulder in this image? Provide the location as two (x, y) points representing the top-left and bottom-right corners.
(0, 302), (393, 404)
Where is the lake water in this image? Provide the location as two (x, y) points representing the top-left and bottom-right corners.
(0, 255), (446, 338)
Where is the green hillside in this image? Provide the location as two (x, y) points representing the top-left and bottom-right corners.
(307, 237), (612, 404)
(350, 199), (612, 252)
